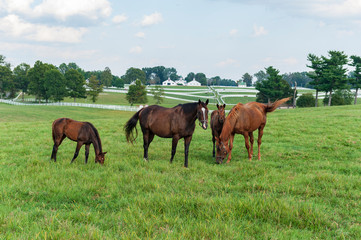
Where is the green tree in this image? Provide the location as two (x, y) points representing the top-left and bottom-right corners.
(112, 76), (124, 88)
(44, 69), (67, 102)
(283, 72), (312, 88)
(13, 63), (30, 101)
(28, 61), (57, 102)
(254, 70), (268, 84)
(86, 75), (103, 103)
(322, 89), (353, 106)
(123, 67), (146, 84)
(65, 69), (86, 102)
(255, 66), (293, 103)
(101, 67), (112, 87)
(296, 93), (315, 108)
(185, 72), (195, 82)
(126, 79), (147, 105)
(307, 54), (324, 107)
(195, 72), (207, 85)
(151, 85), (164, 104)
(242, 73), (253, 87)
(0, 65), (14, 99)
(349, 55), (361, 104)
(321, 51), (349, 106)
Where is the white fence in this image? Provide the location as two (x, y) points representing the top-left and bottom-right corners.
(0, 99), (140, 112)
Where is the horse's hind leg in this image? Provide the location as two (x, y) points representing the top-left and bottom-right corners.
(71, 142), (83, 163)
(143, 130), (154, 161)
(257, 125), (265, 160)
(170, 135), (180, 164)
(51, 135), (66, 162)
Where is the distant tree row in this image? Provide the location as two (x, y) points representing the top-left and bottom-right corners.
(0, 55), (124, 102)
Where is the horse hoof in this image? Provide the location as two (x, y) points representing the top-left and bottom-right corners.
(143, 158), (148, 162)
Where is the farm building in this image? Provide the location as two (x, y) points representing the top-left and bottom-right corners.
(175, 78), (187, 85)
(162, 78), (177, 86)
(187, 79), (201, 86)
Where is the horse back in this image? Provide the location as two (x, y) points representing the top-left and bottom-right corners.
(234, 104), (266, 132)
(139, 105), (193, 138)
(52, 118), (87, 142)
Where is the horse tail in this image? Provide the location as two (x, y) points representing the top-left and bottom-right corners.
(265, 97), (290, 113)
(124, 110), (142, 144)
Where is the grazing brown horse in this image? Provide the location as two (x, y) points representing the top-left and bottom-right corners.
(215, 98), (290, 164)
(211, 103), (226, 157)
(124, 99), (209, 168)
(51, 118), (107, 164)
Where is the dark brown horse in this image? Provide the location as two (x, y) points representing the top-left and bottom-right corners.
(51, 118), (107, 164)
(215, 98), (290, 164)
(124, 99), (209, 167)
(211, 103), (226, 157)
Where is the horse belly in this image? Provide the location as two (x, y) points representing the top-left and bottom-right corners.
(148, 118), (172, 138)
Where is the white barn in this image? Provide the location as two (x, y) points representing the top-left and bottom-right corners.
(175, 78), (187, 86)
(187, 79), (201, 86)
(162, 78), (177, 86)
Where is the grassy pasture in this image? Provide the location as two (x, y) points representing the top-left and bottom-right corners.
(1, 103), (361, 239)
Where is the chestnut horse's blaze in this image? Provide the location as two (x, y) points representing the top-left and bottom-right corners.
(211, 103), (226, 158)
(215, 98), (290, 163)
(124, 99), (209, 168)
(51, 118), (107, 164)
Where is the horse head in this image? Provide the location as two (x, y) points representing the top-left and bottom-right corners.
(215, 136), (230, 164)
(216, 104), (226, 124)
(197, 99), (209, 130)
(96, 152), (107, 165)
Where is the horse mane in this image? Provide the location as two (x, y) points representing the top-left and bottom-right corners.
(87, 122), (102, 153)
(220, 103), (243, 140)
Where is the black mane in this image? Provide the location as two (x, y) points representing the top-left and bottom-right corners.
(87, 122), (102, 152)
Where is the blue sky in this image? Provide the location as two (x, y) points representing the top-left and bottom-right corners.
(1, 0), (361, 80)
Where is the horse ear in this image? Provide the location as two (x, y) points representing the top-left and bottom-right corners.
(216, 104), (219, 109)
(205, 99), (209, 105)
(223, 104), (226, 108)
(198, 99), (201, 104)
(103, 152), (107, 155)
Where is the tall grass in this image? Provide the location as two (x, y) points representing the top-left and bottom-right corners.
(0, 103), (360, 239)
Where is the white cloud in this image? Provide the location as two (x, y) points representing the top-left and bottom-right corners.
(130, 46), (142, 54)
(310, 0), (361, 18)
(1, 0), (112, 21)
(135, 32), (145, 38)
(0, 14), (87, 43)
(229, 29), (238, 36)
(113, 14), (127, 24)
(217, 58), (238, 67)
(141, 12), (163, 26)
(253, 24), (267, 37)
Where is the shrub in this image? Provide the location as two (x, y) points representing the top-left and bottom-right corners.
(296, 93), (315, 108)
(322, 89), (353, 106)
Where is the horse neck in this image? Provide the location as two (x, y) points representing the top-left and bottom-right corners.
(219, 115), (236, 142)
(182, 103), (198, 123)
(89, 125), (102, 155)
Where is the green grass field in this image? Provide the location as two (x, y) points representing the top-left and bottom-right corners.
(1, 102), (361, 239)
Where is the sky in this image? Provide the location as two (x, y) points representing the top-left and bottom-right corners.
(1, 0), (361, 80)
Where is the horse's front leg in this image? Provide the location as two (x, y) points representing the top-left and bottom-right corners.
(71, 141), (83, 163)
(249, 132), (254, 157)
(51, 135), (66, 162)
(170, 135), (180, 164)
(85, 144), (90, 164)
(226, 134), (235, 164)
(184, 135), (193, 168)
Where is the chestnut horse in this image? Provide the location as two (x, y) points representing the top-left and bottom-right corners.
(215, 98), (290, 164)
(211, 103), (226, 157)
(124, 99), (209, 168)
(51, 118), (107, 164)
